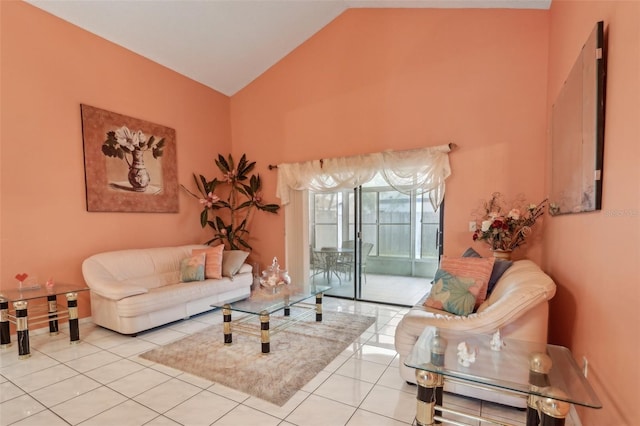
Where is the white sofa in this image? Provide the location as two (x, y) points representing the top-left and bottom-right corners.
(82, 245), (252, 335)
(394, 259), (556, 408)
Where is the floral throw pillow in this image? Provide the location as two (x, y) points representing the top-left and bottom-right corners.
(424, 269), (479, 316)
(180, 253), (206, 283)
(439, 256), (495, 307)
(192, 245), (224, 279)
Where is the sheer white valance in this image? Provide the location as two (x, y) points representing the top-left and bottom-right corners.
(276, 143), (453, 210)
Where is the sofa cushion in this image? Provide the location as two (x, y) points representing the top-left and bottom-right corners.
(222, 250), (250, 278)
(439, 256), (495, 307)
(114, 274), (252, 318)
(462, 247), (513, 296)
(180, 253), (206, 282)
(192, 245), (224, 279)
(90, 281), (149, 300)
(423, 269), (479, 316)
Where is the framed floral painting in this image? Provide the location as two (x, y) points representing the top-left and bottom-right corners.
(80, 104), (179, 212)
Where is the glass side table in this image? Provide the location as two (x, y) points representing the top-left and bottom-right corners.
(404, 328), (602, 426)
(0, 283), (89, 359)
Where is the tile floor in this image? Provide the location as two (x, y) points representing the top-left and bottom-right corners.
(1, 298), (561, 426)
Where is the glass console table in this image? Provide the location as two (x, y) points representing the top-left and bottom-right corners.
(404, 328), (602, 426)
(212, 284), (331, 354)
(0, 283), (89, 359)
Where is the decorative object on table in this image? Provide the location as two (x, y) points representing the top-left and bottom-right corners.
(490, 329), (505, 351)
(430, 329), (447, 367)
(182, 154), (280, 250)
(80, 104), (178, 213)
(45, 277), (55, 289)
(457, 341), (477, 367)
(259, 257), (291, 293)
(15, 273), (28, 290)
(471, 192), (547, 259)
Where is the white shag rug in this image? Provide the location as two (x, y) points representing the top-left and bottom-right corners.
(139, 310), (376, 406)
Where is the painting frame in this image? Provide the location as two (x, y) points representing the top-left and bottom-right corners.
(81, 104), (179, 213)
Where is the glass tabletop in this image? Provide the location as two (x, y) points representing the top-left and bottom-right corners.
(404, 328), (602, 409)
(0, 283), (89, 302)
(211, 284), (331, 316)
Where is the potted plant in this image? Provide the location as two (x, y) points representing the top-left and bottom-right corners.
(182, 154), (280, 250)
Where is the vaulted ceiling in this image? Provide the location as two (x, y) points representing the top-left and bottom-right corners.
(26, 0), (551, 96)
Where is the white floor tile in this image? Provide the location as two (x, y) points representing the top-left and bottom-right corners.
(285, 394), (356, 426)
(49, 386), (128, 425)
(45, 341), (103, 363)
(313, 374), (374, 407)
(353, 344), (397, 366)
(143, 415), (181, 426)
(133, 377), (202, 413)
(10, 363), (79, 394)
(213, 403), (281, 426)
(30, 374), (101, 407)
(137, 328), (187, 346)
(10, 408), (70, 425)
(334, 358), (387, 384)
(163, 390), (238, 425)
(0, 352), (59, 380)
(346, 409), (412, 425)
(0, 381), (25, 402)
(108, 339), (158, 358)
(84, 358), (145, 384)
(0, 394), (46, 425)
(64, 350), (123, 373)
(107, 367), (172, 398)
(242, 390), (309, 419)
(376, 367), (415, 392)
(79, 399), (159, 426)
(359, 384), (416, 424)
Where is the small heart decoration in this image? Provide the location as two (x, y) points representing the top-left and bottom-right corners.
(15, 273), (28, 282)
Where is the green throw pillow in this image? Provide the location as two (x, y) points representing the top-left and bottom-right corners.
(180, 253), (205, 282)
(424, 268), (479, 316)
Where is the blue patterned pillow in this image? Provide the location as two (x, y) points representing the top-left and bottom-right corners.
(462, 248), (513, 295)
(180, 253), (205, 282)
(424, 269), (479, 316)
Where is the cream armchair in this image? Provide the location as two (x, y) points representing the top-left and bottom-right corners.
(394, 259), (556, 408)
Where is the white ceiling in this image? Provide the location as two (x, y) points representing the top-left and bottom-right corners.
(26, 0), (551, 96)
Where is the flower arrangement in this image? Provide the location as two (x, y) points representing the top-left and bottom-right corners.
(472, 192), (547, 251)
(101, 126), (165, 164)
(182, 154), (280, 250)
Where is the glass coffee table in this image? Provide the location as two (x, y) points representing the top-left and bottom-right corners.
(211, 284), (331, 354)
(0, 283), (89, 359)
(404, 328), (602, 426)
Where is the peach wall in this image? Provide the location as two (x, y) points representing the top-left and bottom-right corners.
(544, 1), (640, 423)
(0, 2), (231, 317)
(231, 8), (550, 269)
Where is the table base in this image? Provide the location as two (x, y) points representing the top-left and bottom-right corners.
(414, 370), (570, 426)
(0, 292), (83, 360)
(222, 294), (324, 354)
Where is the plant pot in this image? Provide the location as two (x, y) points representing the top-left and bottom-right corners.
(491, 249), (513, 260)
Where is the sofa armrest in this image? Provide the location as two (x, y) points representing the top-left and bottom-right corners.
(88, 280), (149, 301)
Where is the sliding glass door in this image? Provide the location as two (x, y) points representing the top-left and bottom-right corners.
(308, 174), (443, 306)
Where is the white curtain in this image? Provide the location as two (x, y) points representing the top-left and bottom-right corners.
(276, 144), (453, 288)
(276, 144), (452, 211)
